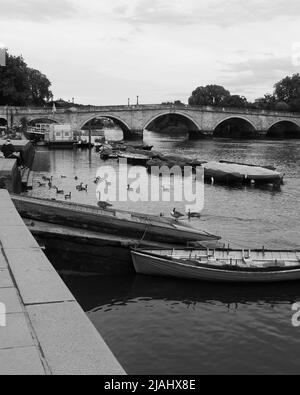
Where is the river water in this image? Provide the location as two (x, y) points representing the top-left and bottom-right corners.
(29, 131), (300, 374)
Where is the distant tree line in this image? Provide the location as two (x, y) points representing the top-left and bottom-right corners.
(187, 74), (300, 113)
(0, 51), (53, 106)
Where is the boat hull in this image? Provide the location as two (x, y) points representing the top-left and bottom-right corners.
(203, 161), (283, 185)
(132, 251), (300, 283)
(11, 196), (220, 244)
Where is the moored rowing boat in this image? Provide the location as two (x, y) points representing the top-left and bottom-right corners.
(131, 248), (300, 282)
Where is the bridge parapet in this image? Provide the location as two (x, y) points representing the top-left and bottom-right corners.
(1, 104), (300, 118)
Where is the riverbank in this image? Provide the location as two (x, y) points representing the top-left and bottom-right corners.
(0, 190), (125, 375)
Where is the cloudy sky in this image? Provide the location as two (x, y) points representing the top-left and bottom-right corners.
(0, 0), (299, 105)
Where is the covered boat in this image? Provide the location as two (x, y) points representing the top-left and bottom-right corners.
(117, 152), (149, 166)
(131, 248), (300, 282)
(203, 161), (283, 185)
(11, 195), (220, 244)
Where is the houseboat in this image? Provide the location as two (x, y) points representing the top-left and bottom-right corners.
(44, 124), (76, 148)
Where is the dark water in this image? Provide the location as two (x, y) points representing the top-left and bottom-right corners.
(30, 131), (300, 374)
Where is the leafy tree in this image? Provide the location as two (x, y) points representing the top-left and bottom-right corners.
(0, 52), (52, 106)
(161, 100), (185, 106)
(254, 94), (277, 111)
(223, 95), (248, 108)
(189, 85), (230, 106)
(289, 98), (300, 112)
(27, 68), (53, 105)
(274, 74), (300, 103)
(274, 101), (290, 112)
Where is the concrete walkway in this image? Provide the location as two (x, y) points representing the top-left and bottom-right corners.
(0, 190), (125, 375)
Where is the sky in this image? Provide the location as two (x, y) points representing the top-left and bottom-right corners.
(0, 0), (299, 105)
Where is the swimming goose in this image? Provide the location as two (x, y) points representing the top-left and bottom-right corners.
(97, 192), (113, 209)
(171, 208), (185, 221)
(55, 187), (64, 195)
(187, 209), (201, 219)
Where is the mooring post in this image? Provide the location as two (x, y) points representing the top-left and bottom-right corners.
(88, 120), (92, 150)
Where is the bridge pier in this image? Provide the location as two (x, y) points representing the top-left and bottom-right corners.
(257, 130), (269, 138)
(123, 129), (144, 141)
(189, 130), (214, 139)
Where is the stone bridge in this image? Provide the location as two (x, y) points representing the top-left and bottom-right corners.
(1, 104), (300, 138)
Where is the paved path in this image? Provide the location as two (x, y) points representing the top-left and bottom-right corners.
(0, 190), (125, 375)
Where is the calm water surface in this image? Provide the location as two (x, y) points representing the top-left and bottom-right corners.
(30, 131), (300, 374)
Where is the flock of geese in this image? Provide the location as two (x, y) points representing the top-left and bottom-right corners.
(36, 174), (202, 221)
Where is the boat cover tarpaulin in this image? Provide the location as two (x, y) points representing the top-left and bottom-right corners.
(203, 161), (282, 183)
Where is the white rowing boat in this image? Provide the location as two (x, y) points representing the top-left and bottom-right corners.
(131, 248), (300, 283)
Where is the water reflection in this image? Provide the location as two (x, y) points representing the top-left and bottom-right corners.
(63, 273), (300, 375)
(63, 274), (300, 312)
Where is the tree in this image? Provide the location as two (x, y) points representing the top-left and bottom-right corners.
(254, 94), (277, 111)
(0, 54), (30, 105)
(223, 95), (248, 108)
(161, 100), (185, 106)
(274, 74), (300, 103)
(189, 85), (231, 106)
(27, 68), (53, 105)
(274, 101), (290, 112)
(0, 52), (53, 106)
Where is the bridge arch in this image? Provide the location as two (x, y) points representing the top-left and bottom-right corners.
(213, 116), (258, 138)
(143, 111), (202, 137)
(27, 118), (59, 126)
(79, 115), (131, 138)
(0, 117), (7, 127)
(267, 120), (300, 139)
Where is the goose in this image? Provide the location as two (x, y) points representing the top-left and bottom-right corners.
(65, 192), (72, 200)
(80, 184), (88, 192)
(55, 187), (64, 195)
(187, 209), (201, 219)
(171, 208), (185, 221)
(76, 183), (83, 190)
(127, 184), (134, 191)
(37, 181), (46, 187)
(97, 192), (113, 209)
(97, 201), (113, 209)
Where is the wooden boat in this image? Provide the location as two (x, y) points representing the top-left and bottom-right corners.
(24, 128), (45, 142)
(126, 143), (153, 151)
(73, 141), (94, 149)
(219, 160), (276, 171)
(203, 161), (283, 185)
(117, 152), (149, 166)
(11, 195), (220, 244)
(131, 248), (300, 283)
(100, 151), (118, 160)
